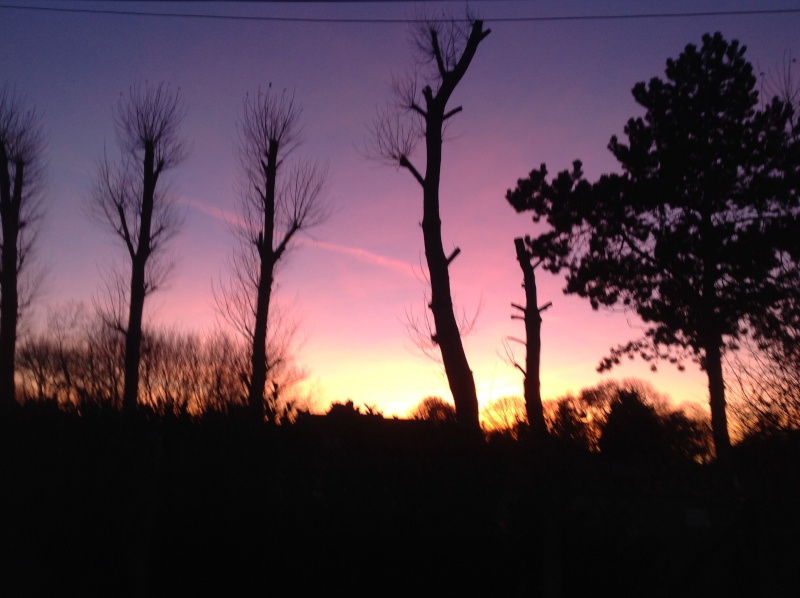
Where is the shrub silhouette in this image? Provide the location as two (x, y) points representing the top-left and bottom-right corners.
(547, 396), (595, 452)
(598, 390), (665, 457)
(409, 396), (457, 425)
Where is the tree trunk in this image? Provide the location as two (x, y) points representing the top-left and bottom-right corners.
(705, 334), (731, 460)
(422, 108), (479, 433)
(0, 156), (22, 406)
(248, 142), (279, 423)
(0, 223), (19, 406)
(123, 258), (146, 413)
(700, 208), (731, 460)
(248, 261), (273, 422)
(122, 142), (158, 414)
(514, 238), (548, 442)
(415, 21), (489, 433)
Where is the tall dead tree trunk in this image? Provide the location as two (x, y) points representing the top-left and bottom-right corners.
(386, 19), (490, 432)
(512, 238), (551, 441)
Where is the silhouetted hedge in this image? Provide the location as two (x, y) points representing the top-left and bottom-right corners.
(2, 405), (797, 596)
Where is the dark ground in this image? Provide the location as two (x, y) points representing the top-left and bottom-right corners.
(2, 403), (798, 597)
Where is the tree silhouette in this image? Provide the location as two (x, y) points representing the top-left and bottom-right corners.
(409, 395), (457, 425)
(507, 238), (552, 442)
(216, 87), (327, 423)
(480, 395), (526, 439)
(0, 84), (45, 406)
(17, 303), (118, 408)
(506, 163), (590, 440)
(509, 33), (799, 459)
(370, 16), (490, 432)
(728, 323), (800, 437)
(598, 389), (665, 457)
(90, 82), (187, 414)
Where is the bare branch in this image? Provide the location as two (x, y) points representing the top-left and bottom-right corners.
(443, 106), (463, 121)
(404, 294), (480, 365)
(92, 261), (129, 336)
(500, 337), (526, 376)
(446, 246), (461, 265)
(366, 105), (420, 169)
(114, 81), (188, 170)
(399, 155), (425, 187)
(90, 83), (187, 267)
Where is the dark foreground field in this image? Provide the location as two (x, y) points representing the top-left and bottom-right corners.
(2, 403), (799, 597)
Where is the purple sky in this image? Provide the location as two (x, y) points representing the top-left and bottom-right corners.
(2, 1), (798, 415)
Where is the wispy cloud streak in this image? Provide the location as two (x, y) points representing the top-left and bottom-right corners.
(181, 196), (268, 238)
(302, 238), (418, 279)
(180, 197), (245, 229)
(181, 197), (417, 278)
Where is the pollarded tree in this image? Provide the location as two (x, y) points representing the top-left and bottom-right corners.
(371, 17), (490, 432)
(0, 84), (45, 406)
(90, 82), (187, 413)
(216, 87), (327, 423)
(506, 163), (591, 443)
(506, 238), (552, 442)
(509, 33), (799, 459)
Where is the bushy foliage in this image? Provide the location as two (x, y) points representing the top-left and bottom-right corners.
(545, 379), (712, 461)
(409, 396), (457, 425)
(326, 400), (383, 419)
(598, 390), (666, 456)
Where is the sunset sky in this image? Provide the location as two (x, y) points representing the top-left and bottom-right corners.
(2, 0), (798, 416)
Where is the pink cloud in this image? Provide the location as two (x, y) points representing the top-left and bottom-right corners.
(180, 197), (249, 231)
(181, 197), (419, 278)
(302, 238), (419, 279)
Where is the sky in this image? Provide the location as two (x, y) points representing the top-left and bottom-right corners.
(2, 0), (799, 417)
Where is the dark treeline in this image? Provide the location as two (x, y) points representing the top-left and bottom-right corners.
(3, 399), (799, 596)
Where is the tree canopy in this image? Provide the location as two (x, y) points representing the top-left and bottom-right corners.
(507, 32), (800, 458)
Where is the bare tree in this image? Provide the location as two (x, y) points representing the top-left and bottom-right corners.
(0, 84), (45, 406)
(17, 302), (85, 404)
(480, 395), (526, 439)
(370, 17), (490, 432)
(408, 395), (457, 424)
(216, 86), (327, 422)
(728, 327), (800, 438)
(505, 238), (553, 442)
(90, 81), (187, 413)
